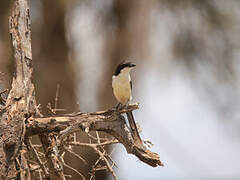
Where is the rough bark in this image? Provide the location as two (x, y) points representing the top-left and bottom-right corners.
(0, 0), (37, 178)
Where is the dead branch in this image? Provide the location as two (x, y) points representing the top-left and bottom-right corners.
(26, 104), (163, 167)
(25, 138), (49, 178)
(0, 0), (38, 178)
(39, 133), (65, 179)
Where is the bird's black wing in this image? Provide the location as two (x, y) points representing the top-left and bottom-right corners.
(130, 80), (132, 90)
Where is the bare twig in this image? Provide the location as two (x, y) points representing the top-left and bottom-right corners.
(39, 169), (43, 180)
(39, 134), (66, 180)
(94, 147), (117, 180)
(60, 156), (86, 180)
(88, 144), (117, 180)
(86, 132), (109, 141)
(68, 140), (118, 147)
(54, 83), (60, 111)
(20, 150), (31, 180)
(26, 139), (49, 178)
(63, 145), (87, 165)
(47, 102), (67, 115)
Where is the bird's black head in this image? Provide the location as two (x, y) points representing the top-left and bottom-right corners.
(114, 61), (136, 76)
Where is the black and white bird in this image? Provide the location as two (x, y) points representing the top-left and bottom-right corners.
(112, 61), (142, 143)
(112, 62), (135, 105)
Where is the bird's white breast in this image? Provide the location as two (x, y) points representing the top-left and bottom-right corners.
(112, 72), (132, 105)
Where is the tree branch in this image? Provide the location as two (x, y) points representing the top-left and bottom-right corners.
(26, 104), (163, 167)
(0, 0), (38, 178)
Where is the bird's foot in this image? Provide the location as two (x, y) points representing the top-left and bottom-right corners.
(112, 103), (122, 111)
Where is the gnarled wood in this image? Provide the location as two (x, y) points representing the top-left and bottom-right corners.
(26, 104), (164, 167)
(0, 0), (37, 178)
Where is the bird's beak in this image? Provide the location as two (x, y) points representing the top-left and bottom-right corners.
(130, 63), (136, 67)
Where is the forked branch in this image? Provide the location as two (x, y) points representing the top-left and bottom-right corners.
(26, 103), (163, 167)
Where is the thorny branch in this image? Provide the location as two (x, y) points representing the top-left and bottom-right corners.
(0, 0), (163, 179)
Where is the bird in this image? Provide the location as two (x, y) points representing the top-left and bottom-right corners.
(112, 61), (142, 144)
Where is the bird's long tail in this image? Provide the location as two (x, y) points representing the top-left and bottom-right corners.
(126, 111), (142, 145)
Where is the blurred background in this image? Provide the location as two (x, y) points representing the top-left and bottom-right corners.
(1, 0), (240, 179)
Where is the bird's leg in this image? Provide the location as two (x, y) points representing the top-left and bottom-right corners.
(112, 102), (122, 111)
(113, 101), (128, 111)
(116, 102), (122, 110)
